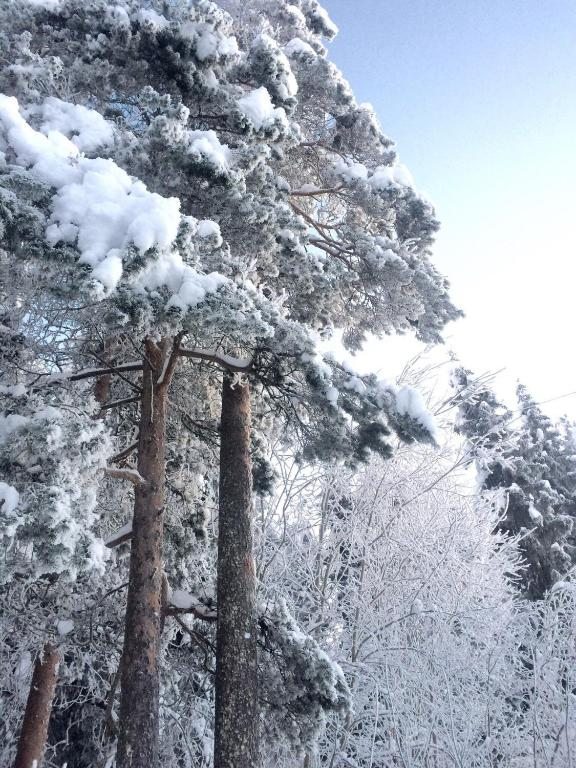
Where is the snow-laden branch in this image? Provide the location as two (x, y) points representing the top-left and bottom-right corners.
(179, 347), (252, 372)
(104, 521), (133, 549)
(33, 362), (144, 389)
(165, 589), (217, 622)
(99, 396), (141, 411)
(105, 467), (147, 487)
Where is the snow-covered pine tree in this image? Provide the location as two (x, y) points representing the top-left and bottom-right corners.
(1, 2), (459, 764)
(452, 368), (576, 599)
(0, 379), (113, 765)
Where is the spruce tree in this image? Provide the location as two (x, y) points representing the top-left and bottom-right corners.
(452, 368), (576, 599)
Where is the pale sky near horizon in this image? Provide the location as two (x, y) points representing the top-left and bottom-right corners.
(323, 0), (576, 418)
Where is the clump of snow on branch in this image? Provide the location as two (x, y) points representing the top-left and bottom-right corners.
(394, 385), (439, 441)
(187, 129), (231, 172)
(237, 87), (288, 130)
(0, 483), (19, 521)
(0, 94), (226, 308)
(284, 38), (318, 60)
(136, 7), (169, 31)
(34, 97), (115, 153)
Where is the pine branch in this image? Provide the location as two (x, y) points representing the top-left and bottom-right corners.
(104, 468), (147, 487)
(179, 347), (253, 372)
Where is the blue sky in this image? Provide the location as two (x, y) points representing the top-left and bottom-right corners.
(324, 0), (576, 416)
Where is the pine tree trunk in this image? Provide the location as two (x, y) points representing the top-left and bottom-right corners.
(13, 643), (60, 768)
(214, 372), (259, 768)
(116, 339), (174, 768)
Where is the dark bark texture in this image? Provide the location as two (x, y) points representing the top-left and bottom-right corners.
(116, 339), (173, 768)
(14, 643), (60, 768)
(214, 373), (259, 768)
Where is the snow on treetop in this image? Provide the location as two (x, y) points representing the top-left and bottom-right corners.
(0, 94), (227, 310)
(237, 87), (288, 130)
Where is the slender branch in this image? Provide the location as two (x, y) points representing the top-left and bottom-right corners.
(99, 396), (141, 411)
(109, 441), (139, 464)
(290, 184), (344, 197)
(104, 523), (133, 549)
(32, 361), (143, 389)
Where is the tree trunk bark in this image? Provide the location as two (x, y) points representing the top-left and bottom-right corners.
(214, 373), (259, 768)
(13, 643), (60, 768)
(116, 339), (174, 768)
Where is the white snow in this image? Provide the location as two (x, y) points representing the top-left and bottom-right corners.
(170, 589), (200, 610)
(56, 619), (74, 636)
(332, 158), (414, 191)
(284, 4), (307, 28)
(187, 130), (230, 172)
(528, 503), (543, 525)
(312, 3), (339, 37)
(293, 182), (320, 194)
(24, 0), (61, 8)
(88, 538), (109, 571)
(333, 158), (368, 183)
(237, 87), (287, 130)
(144, 259), (227, 313)
(180, 22), (238, 61)
(0, 95), (228, 309)
(0, 412), (29, 442)
(0, 383), (26, 397)
(15, 651), (32, 679)
(169, 588), (216, 619)
(0, 482), (19, 516)
(325, 385), (339, 407)
(369, 163), (414, 191)
(136, 8), (169, 30)
(410, 598), (424, 615)
(104, 521), (132, 547)
(196, 219), (222, 243)
(250, 34), (298, 99)
(342, 375), (367, 396)
(284, 38), (317, 58)
(106, 5), (130, 27)
(37, 97), (115, 153)
(394, 386), (438, 440)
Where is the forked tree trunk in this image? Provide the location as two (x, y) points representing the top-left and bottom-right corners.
(14, 643), (60, 768)
(214, 372), (259, 768)
(116, 339), (175, 768)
